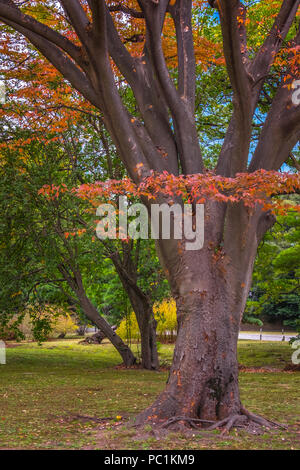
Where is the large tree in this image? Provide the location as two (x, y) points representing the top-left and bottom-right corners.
(0, 0), (299, 429)
(0, 132), (137, 365)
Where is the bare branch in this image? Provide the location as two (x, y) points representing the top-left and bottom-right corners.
(104, 4), (179, 174)
(89, 0), (107, 47)
(249, 26), (300, 171)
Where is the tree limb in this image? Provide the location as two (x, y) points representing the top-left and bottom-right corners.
(169, 0), (196, 114)
(0, 0), (82, 62)
(139, 0), (203, 174)
(249, 79), (300, 172)
(216, 0), (300, 176)
(60, 0), (90, 46)
(109, 3), (144, 18)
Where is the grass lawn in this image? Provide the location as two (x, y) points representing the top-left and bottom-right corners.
(0, 339), (299, 450)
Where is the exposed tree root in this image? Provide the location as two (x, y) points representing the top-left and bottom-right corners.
(152, 408), (287, 434)
(240, 407), (287, 430)
(161, 416), (216, 429)
(207, 414), (248, 434)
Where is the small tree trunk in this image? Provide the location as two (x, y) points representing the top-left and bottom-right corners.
(58, 264), (137, 366)
(136, 304), (159, 370)
(77, 290), (136, 367)
(124, 286), (159, 370)
(112, 252), (160, 370)
(77, 324), (87, 336)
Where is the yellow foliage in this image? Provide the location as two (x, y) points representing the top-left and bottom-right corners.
(2, 307), (77, 341)
(51, 313), (78, 337)
(117, 299), (177, 341)
(153, 299), (177, 335)
(116, 312), (140, 341)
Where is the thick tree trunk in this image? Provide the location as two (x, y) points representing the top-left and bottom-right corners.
(77, 289), (136, 367)
(136, 202), (275, 425)
(137, 282), (242, 423)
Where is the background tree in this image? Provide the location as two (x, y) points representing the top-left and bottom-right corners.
(245, 196), (300, 329)
(0, 131), (137, 365)
(0, 48), (168, 369)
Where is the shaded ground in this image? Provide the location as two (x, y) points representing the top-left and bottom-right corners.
(0, 339), (299, 450)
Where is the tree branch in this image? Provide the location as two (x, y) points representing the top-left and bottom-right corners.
(0, 0), (82, 62)
(289, 153), (300, 172)
(138, 0), (203, 174)
(251, 0), (300, 86)
(109, 3), (144, 18)
(0, 15), (101, 109)
(169, 0), (196, 114)
(216, 0), (300, 176)
(59, 0), (90, 46)
(105, 7), (178, 174)
(217, 0), (251, 111)
(249, 79), (300, 172)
